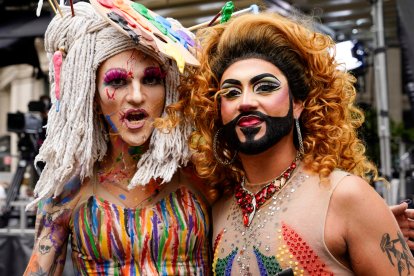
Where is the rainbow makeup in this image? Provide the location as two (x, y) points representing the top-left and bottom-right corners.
(105, 114), (118, 132)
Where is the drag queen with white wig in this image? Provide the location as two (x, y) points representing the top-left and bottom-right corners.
(24, 1), (210, 275)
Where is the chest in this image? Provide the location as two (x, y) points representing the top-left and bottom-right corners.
(212, 172), (351, 276)
(70, 189), (209, 262)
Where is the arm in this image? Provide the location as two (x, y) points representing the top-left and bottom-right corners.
(329, 176), (414, 275)
(390, 202), (414, 250)
(24, 177), (81, 275)
(24, 200), (71, 275)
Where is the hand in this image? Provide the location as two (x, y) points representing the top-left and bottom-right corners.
(390, 201), (414, 250)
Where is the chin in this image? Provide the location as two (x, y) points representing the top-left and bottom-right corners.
(126, 138), (149, 147)
(237, 132), (266, 143)
(118, 131), (149, 146)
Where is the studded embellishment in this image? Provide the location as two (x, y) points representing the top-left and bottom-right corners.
(213, 171), (309, 275)
(281, 223), (334, 275)
(214, 247), (238, 276)
(253, 246), (283, 276)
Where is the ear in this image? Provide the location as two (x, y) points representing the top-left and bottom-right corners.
(293, 98), (304, 119)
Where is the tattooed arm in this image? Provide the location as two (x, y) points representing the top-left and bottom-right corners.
(325, 175), (414, 275)
(24, 177), (82, 276)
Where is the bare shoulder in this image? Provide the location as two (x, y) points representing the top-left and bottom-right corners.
(40, 175), (83, 212)
(332, 174), (373, 198)
(329, 174), (395, 239)
(35, 175), (85, 231)
(330, 174), (384, 215)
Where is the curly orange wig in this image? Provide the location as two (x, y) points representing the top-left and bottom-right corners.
(169, 12), (378, 197)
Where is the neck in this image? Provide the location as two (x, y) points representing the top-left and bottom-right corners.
(98, 135), (148, 183)
(239, 134), (297, 185)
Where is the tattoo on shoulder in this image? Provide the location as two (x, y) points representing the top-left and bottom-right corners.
(381, 231), (414, 275)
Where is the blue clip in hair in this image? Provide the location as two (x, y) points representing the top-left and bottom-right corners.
(250, 4), (259, 14)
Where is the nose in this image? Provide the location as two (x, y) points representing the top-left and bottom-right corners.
(126, 79), (144, 104)
(238, 89), (258, 112)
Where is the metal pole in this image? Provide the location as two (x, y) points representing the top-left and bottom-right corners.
(399, 141), (406, 201)
(372, 0), (393, 203)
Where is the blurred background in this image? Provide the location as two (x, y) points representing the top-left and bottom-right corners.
(0, 0), (413, 274)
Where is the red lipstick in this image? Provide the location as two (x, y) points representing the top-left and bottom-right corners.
(237, 115), (263, 127)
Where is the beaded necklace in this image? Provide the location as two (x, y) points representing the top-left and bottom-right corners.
(235, 156), (299, 227)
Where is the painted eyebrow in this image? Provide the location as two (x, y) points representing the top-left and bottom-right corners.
(250, 73), (278, 84)
(221, 79), (241, 87)
(221, 73), (279, 88)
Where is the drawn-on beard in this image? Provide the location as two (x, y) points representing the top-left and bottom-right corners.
(221, 102), (293, 155)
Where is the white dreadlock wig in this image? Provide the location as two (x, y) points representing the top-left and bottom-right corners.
(27, 2), (192, 210)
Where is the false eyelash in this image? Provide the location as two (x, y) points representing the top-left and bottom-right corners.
(103, 68), (129, 85)
(144, 67), (166, 79)
(255, 81), (281, 90)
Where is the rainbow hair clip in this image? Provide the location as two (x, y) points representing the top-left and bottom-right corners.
(188, 2), (260, 31)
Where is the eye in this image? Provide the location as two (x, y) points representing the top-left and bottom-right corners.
(143, 76), (163, 86)
(254, 80), (281, 94)
(109, 78), (127, 87)
(103, 68), (129, 88)
(143, 67), (165, 86)
(220, 87), (242, 99)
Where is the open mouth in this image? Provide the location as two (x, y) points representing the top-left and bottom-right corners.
(121, 109), (148, 129)
(237, 115), (263, 128)
(126, 111), (147, 121)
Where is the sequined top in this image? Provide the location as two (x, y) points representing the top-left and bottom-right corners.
(212, 166), (354, 276)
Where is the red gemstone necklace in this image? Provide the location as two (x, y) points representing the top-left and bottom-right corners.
(235, 157), (299, 227)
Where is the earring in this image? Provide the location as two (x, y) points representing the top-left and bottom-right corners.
(295, 118), (304, 156)
(213, 128), (237, 166)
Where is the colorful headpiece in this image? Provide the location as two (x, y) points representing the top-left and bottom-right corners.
(90, 0), (199, 73)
